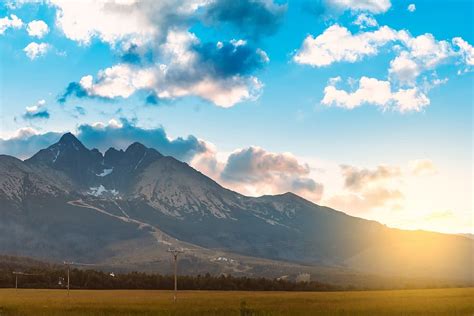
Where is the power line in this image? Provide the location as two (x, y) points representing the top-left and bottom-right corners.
(63, 261), (98, 296)
(12, 271), (41, 289)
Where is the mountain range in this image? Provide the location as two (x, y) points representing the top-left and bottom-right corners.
(0, 133), (472, 286)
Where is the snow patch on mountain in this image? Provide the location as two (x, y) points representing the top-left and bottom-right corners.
(96, 168), (113, 177)
(88, 185), (119, 197)
(52, 149), (60, 163)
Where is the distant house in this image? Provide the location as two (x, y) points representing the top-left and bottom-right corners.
(277, 275), (289, 281)
(296, 273), (310, 283)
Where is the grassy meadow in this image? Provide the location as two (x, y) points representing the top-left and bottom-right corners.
(0, 288), (473, 315)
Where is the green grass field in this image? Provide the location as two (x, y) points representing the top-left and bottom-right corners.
(0, 288), (473, 315)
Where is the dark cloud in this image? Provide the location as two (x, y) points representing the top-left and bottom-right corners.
(0, 119), (208, 162)
(193, 41), (268, 78)
(120, 44), (154, 65)
(57, 82), (89, 103)
(0, 131), (62, 159)
(145, 93), (161, 105)
(121, 44), (142, 64)
(23, 109), (50, 120)
(74, 106), (86, 116)
(77, 119), (208, 161)
(205, 0), (287, 38)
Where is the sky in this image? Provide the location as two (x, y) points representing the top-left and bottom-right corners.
(0, 0), (472, 234)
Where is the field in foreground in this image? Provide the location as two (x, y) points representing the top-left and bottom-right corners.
(0, 288), (473, 315)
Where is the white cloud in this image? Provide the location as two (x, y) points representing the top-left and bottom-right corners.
(72, 30), (266, 107)
(322, 76), (391, 109)
(0, 14), (23, 34)
(453, 37), (474, 68)
(26, 20), (49, 38)
(321, 76), (430, 112)
(407, 4), (416, 12)
(402, 33), (452, 69)
(23, 99), (50, 120)
(294, 25), (403, 67)
(326, 0), (391, 14)
(13, 127), (39, 139)
(353, 13), (378, 29)
(389, 51), (420, 84)
(392, 87), (430, 112)
(388, 34), (453, 83)
(23, 42), (49, 60)
(48, 0), (207, 46)
(295, 23), (473, 93)
(79, 64), (155, 99)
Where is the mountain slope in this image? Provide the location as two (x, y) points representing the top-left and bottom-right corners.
(0, 134), (472, 284)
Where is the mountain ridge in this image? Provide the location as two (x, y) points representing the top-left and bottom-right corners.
(0, 133), (472, 284)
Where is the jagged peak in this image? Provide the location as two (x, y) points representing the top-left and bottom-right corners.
(125, 142), (147, 153)
(59, 132), (81, 144)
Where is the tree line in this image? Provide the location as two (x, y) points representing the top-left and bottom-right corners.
(0, 267), (341, 291)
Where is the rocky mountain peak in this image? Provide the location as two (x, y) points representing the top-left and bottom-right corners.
(126, 142), (147, 153)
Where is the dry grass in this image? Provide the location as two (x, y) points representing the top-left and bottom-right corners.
(0, 288), (473, 315)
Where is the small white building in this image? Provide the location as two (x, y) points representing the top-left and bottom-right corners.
(296, 273), (310, 283)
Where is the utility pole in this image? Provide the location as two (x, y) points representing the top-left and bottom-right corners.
(62, 261), (96, 296)
(63, 261), (73, 296)
(167, 248), (184, 302)
(13, 271), (19, 289)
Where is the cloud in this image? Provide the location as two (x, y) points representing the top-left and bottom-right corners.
(59, 32), (268, 107)
(326, 163), (403, 213)
(293, 24), (402, 67)
(22, 99), (50, 120)
(295, 24), (473, 111)
(1, 123), (323, 202)
(321, 76), (430, 112)
(58, 82), (89, 103)
(204, 0), (287, 38)
(221, 146), (310, 182)
(77, 119), (209, 161)
(193, 146), (324, 202)
(388, 51), (420, 84)
(326, 188), (403, 214)
(294, 23), (473, 74)
(353, 13), (378, 29)
(0, 119), (209, 162)
(340, 164), (401, 190)
(77, 64), (155, 99)
(325, 0), (391, 14)
(44, 0), (273, 108)
(402, 33), (452, 69)
(407, 4), (416, 12)
(387, 33), (456, 83)
(23, 42), (49, 59)
(26, 20), (49, 38)
(453, 37), (474, 73)
(409, 159), (437, 176)
(48, 0), (188, 46)
(0, 14), (22, 35)
(0, 129), (62, 160)
(48, 0), (287, 47)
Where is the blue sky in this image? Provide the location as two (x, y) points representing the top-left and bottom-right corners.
(0, 0), (472, 234)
